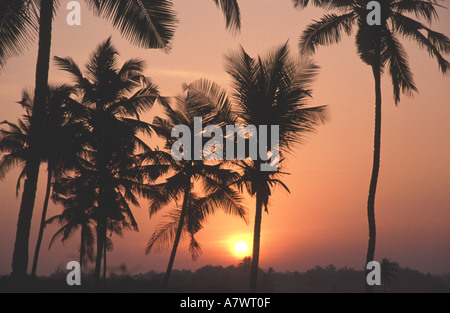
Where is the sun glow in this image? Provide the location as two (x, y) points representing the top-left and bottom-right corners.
(233, 241), (250, 258)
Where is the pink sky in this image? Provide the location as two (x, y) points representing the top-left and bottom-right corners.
(0, 0), (449, 277)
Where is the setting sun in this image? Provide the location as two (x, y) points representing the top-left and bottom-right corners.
(233, 241), (250, 258)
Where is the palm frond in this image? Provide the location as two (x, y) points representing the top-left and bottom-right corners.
(211, 0), (241, 34)
(54, 56), (85, 85)
(0, 153), (24, 180)
(197, 182), (248, 224)
(391, 13), (450, 74)
(391, 0), (443, 23)
(86, 37), (119, 83)
(0, 0), (38, 71)
(188, 233), (202, 261)
(184, 78), (236, 125)
(382, 28), (418, 103)
(225, 46), (257, 103)
(292, 0), (333, 9)
(300, 12), (355, 54)
(92, 0), (177, 51)
(145, 208), (181, 254)
(145, 180), (181, 216)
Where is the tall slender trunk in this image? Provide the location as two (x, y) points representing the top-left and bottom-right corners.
(31, 164), (52, 277)
(79, 229), (84, 272)
(366, 62), (382, 293)
(161, 182), (191, 292)
(103, 236), (107, 283)
(11, 0), (54, 278)
(95, 157), (108, 283)
(249, 192), (264, 293)
(94, 218), (106, 283)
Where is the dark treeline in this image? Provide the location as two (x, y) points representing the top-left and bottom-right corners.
(1, 259), (449, 293)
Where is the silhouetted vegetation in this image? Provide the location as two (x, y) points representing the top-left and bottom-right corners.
(190, 43), (328, 292)
(295, 0), (450, 292)
(1, 260), (449, 293)
(0, 0), (240, 280)
(1, 1), (449, 294)
(143, 87), (248, 290)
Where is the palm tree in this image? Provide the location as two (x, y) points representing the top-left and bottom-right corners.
(293, 0), (450, 292)
(47, 175), (97, 272)
(0, 85), (84, 277)
(223, 43), (327, 292)
(22, 85), (84, 277)
(144, 87), (248, 291)
(1, 0), (176, 278)
(1, 0), (241, 278)
(170, 45), (327, 292)
(54, 38), (164, 282)
(49, 160), (143, 278)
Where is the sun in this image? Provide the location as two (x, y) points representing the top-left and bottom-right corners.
(233, 241), (250, 258)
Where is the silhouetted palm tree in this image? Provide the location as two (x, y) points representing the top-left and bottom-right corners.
(1, 0), (241, 278)
(47, 175), (97, 272)
(0, 85), (84, 276)
(173, 44), (327, 292)
(25, 86), (84, 277)
(49, 162), (143, 278)
(144, 88), (248, 291)
(294, 0), (450, 292)
(54, 38), (164, 282)
(224, 43), (327, 292)
(1, 0), (177, 278)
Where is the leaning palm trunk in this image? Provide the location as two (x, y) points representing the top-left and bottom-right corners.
(31, 164), (52, 277)
(11, 0), (54, 278)
(249, 192), (264, 293)
(366, 60), (382, 293)
(161, 184), (191, 291)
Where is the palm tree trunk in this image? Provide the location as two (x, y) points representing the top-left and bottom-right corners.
(95, 167), (108, 283)
(31, 164), (52, 277)
(79, 229), (84, 272)
(366, 62), (382, 293)
(11, 0), (54, 279)
(249, 192), (264, 293)
(94, 219), (106, 283)
(161, 184), (191, 292)
(103, 236), (107, 283)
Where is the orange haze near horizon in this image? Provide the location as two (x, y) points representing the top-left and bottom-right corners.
(0, 0), (449, 277)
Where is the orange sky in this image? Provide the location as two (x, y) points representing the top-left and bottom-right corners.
(0, 0), (449, 277)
